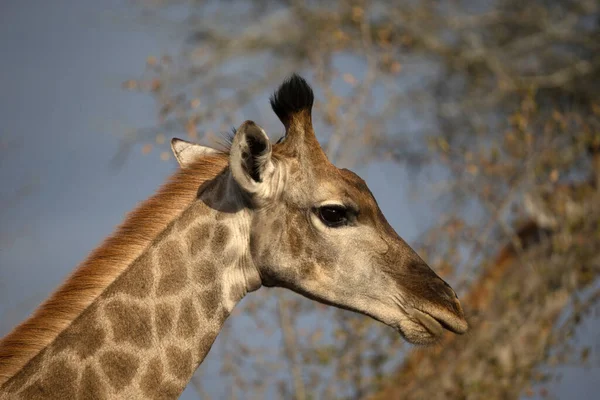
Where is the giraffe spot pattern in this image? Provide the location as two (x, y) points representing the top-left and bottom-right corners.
(157, 241), (188, 296)
(176, 297), (199, 339)
(155, 302), (176, 340)
(106, 251), (153, 298)
(140, 357), (162, 396)
(104, 299), (153, 348)
(99, 350), (139, 391)
(188, 224), (211, 256)
(288, 228), (303, 258)
(51, 303), (105, 359)
(211, 224), (230, 253)
(140, 357), (183, 400)
(315, 251), (335, 271)
(192, 260), (216, 287)
(177, 203), (208, 228)
(165, 346), (193, 380)
(299, 261), (318, 279)
(52, 326), (106, 360)
(78, 365), (107, 400)
(198, 285), (222, 318)
(19, 360), (77, 400)
(196, 330), (220, 361)
(2, 348), (48, 394)
(229, 283), (246, 304)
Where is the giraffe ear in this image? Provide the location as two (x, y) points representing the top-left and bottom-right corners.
(229, 121), (275, 198)
(171, 138), (220, 168)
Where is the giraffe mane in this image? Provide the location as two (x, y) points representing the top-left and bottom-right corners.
(0, 153), (229, 386)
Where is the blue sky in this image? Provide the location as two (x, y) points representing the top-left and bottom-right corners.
(0, 1), (597, 399)
(0, 0), (171, 315)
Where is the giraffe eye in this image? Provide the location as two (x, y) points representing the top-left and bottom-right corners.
(318, 205), (348, 228)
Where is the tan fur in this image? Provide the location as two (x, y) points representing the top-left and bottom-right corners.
(0, 154), (228, 386)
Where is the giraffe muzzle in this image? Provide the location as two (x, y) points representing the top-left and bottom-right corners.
(410, 306), (468, 336)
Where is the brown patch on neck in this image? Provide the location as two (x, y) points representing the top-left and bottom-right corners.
(0, 154), (228, 387)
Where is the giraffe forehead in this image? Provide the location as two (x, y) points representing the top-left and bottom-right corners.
(315, 168), (377, 205)
(279, 166), (378, 213)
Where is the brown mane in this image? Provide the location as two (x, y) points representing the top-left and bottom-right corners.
(0, 154), (229, 386)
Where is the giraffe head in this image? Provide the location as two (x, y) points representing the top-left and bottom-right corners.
(172, 75), (467, 344)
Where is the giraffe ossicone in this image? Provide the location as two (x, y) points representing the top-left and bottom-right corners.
(0, 74), (467, 399)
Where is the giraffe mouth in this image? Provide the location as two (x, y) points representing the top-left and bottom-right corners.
(410, 309), (444, 337)
(409, 308), (467, 338)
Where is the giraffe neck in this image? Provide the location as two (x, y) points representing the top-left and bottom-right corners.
(1, 174), (260, 399)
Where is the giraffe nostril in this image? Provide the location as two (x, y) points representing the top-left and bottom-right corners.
(443, 287), (456, 302)
(449, 287), (458, 299)
(440, 278), (458, 299)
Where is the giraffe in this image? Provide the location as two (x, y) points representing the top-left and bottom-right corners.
(0, 75), (467, 399)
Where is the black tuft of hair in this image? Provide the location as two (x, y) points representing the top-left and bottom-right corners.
(269, 74), (314, 124)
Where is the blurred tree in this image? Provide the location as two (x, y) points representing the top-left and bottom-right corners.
(124, 0), (600, 398)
